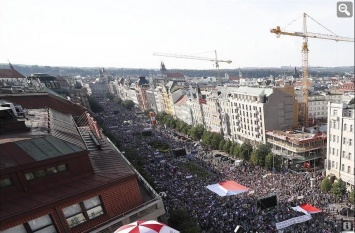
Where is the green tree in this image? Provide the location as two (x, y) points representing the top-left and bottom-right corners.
(240, 143), (253, 161)
(349, 98), (355, 105)
(223, 140), (232, 153)
(349, 189), (355, 204)
(331, 178), (347, 200)
(201, 131), (213, 146)
(122, 100), (135, 110)
(320, 177), (332, 192)
(210, 133), (223, 149)
(190, 125), (204, 140)
(233, 144), (241, 158)
(250, 143), (272, 166)
(218, 139), (226, 151)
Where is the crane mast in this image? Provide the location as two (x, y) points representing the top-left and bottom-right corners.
(271, 13), (354, 127)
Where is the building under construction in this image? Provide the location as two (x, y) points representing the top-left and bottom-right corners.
(266, 129), (327, 172)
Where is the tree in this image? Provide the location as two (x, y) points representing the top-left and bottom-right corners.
(218, 140), (226, 151)
(320, 177), (332, 192)
(190, 125), (204, 140)
(349, 98), (355, 105)
(331, 178), (347, 200)
(201, 131), (213, 146)
(240, 143), (253, 161)
(210, 133), (223, 149)
(264, 153), (274, 170)
(233, 144), (241, 158)
(250, 143), (272, 166)
(349, 189), (355, 204)
(122, 100), (135, 110)
(223, 140), (232, 153)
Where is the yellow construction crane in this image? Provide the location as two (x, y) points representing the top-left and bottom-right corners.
(271, 13), (354, 127)
(153, 50), (232, 85)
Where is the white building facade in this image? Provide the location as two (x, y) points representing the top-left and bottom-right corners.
(228, 86), (296, 145)
(326, 102), (354, 190)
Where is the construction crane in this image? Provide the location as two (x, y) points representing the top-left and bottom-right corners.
(271, 13), (354, 127)
(153, 50), (232, 85)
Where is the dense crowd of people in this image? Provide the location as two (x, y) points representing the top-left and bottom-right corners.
(97, 100), (349, 233)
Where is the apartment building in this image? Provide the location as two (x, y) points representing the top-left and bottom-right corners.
(201, 89), (222, 133)
(228, 86), (296, 145)
(326, 102), (354, 190)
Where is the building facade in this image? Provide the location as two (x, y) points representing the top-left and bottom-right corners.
(326, 102), (354, 190)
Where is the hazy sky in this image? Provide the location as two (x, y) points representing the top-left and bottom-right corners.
(0, 0), (354, 69)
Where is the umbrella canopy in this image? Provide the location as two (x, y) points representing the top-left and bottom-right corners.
(114, 220), (180, 233)
(206, 180), (249, 196)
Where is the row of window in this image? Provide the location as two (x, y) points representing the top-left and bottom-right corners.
(2, 196), (104, 233)
(330, 161), (354, 174)
(329, 148), (352, 159)
(330, 135), (353, 145)
(25, 164), (67, 181)
(331, 121), (354, 132)
(0, 164), (67, 189)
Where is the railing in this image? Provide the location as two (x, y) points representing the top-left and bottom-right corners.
(267, 138), (324, 153)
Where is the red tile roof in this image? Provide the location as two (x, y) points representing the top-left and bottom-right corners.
(0, 69), (26, 79)
(166, 73), (184, 78)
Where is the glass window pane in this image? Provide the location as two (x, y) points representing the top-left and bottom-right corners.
(83, 196), (101, 209)
(28, 215), (52, 231)
(33, 170), (46, 178)
(46, 167), (58, 175)
(66, 213), (86, 228)
(34, 225), (57, 233)
(87, 206), (103, 219)
(57, 164), (67, 172)
(2, 225), (27, 233)
(62, 204), (81, 217)
(0, 178), (12, 187)
(25, 173), (34, 180)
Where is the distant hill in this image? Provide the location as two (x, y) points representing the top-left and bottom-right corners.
(0, 63), (353, 78)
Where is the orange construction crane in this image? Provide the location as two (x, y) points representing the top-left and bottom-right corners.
(153, 50), (232, 85)
(271, 13), (354, 127)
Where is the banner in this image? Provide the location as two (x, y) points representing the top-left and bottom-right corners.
(275, 214), (312, 230)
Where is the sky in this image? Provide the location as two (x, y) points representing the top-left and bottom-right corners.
(0, 0), (354, 70)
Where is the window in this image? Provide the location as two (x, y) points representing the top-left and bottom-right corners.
(351, 125), (353, 132)
(350, 139), (352, 146)
(344, 124), (347, 131)
(332, 148), (335, 155)
(25, 164), (67, 181)
(0, 178), (12, 188)
(62, 196), (104, 228)
(342, 164), (344, 171)
(333, 135), (336, 142)
(332, 161), (334, 168)
(348, 166), (351, 173)
(349, 153), (352, 160)
(343, 138), (346, 144)
(342, 151), (345, 158)
(1, 215), (57, 233)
